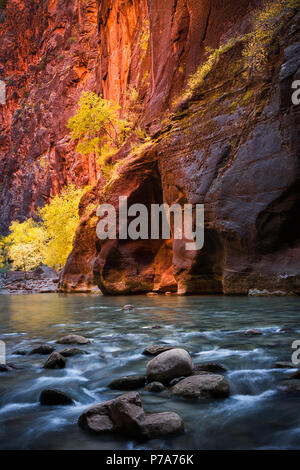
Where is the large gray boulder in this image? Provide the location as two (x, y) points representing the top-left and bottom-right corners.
(170, 374), (230, 399)
(146, 348), (194, 384)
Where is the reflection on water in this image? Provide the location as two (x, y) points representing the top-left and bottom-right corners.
(0, 293), (299, 450)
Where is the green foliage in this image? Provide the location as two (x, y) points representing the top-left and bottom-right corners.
(67, 92), (132, 176)
(176, 0), (299, 105)
(0, 185), (87, 271)
(243, 0), (300, 74)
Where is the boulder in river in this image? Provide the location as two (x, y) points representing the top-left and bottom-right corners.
(170, 374), (230, 399)
(39, 388), (73, 406)
(78, 391), (184, 440)
(139, 412), (184, 439)
(244, 329), (262, 336)
(13, 349), (27, 356)
(43, 352), (66, 369)
(273, 361), (294, 369)
(0, 364), (14, 372)
(194, 362), (227, 373)
(56, 335), (90, 345)
(144, 381), (165, 393)
(59, 348), (87, 357)
(142, 344), (181, 357)
(29, 344), (55, 355)
(146, 348), (194, 384)
(280, 384), (300, 394)
(109, 375), (147, 390)
(289, 369), (300, 379)
(122, 305), (136, 312)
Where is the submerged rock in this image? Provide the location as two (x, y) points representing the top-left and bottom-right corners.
(109, 375), (147, 390)
(194, 362), (227, 373)
(0, 364), (14, 372)
(170, 374), (230, 399)
(29, 344), (55, 355)
(39, 388), (73, 406)
(289, 369), (300, 379)
(43, 352), (66, 369)
(144, 381), (165, 393)
(78, 391), (183, 440)
(122, 305), (136, 312)
(13, 349), (27, 356)
(56, 335), (90, 345)
(146, 348), (194, 384)
(59, 348), (87, 357)
(273, 361), (294, 369)
(244, 329), (262, 336)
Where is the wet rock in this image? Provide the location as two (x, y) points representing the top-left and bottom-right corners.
(0, 364), (14, 372)
(78, 400), (116, 434)
(280, 384), (300, 394)
(142, 345), (179, 357)
(277, 327), (294, 334)
(56, 335), (90, 345)
(289, 369), (300, 379)
(59, 348), (87, 357)
(244, 329), (262, 336)
(43, 352), (66, 369)
(39, 388), (73, 406)
(13, 349), (27, 356)
(142, 325), (162, 330)
(170, 374), (230, 399)
(109, 375), (147, 390)
(144, 381), (165, 392)
(78, 392), (184, 440)
(146, 348), (194, 384)
(273, 361), (294, 369)
(194, 362), (227, 373)
(29, 344), (55, 355)
(139, 412), (184, 439)
(122, 305), (136, 312)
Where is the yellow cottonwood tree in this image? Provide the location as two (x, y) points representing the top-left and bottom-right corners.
(0, 184), (87, 272)
(38, 184), (87, 269)
(2, 219), (47, 274)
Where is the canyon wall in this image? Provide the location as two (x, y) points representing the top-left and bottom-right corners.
(1, 1), (299, 295)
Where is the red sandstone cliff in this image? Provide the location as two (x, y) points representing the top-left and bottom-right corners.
(0, 1), (299, 295)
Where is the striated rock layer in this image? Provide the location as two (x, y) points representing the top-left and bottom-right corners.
(1, 1), (299, 295)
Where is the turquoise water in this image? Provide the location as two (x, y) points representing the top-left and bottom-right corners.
(0, 293), (299, 450)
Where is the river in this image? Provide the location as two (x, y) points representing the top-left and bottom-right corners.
(0, 293), (299, 450)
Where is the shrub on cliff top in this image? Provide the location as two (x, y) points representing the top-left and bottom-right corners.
(243, 0), (300, 75)
(176, 0), (299, 105)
